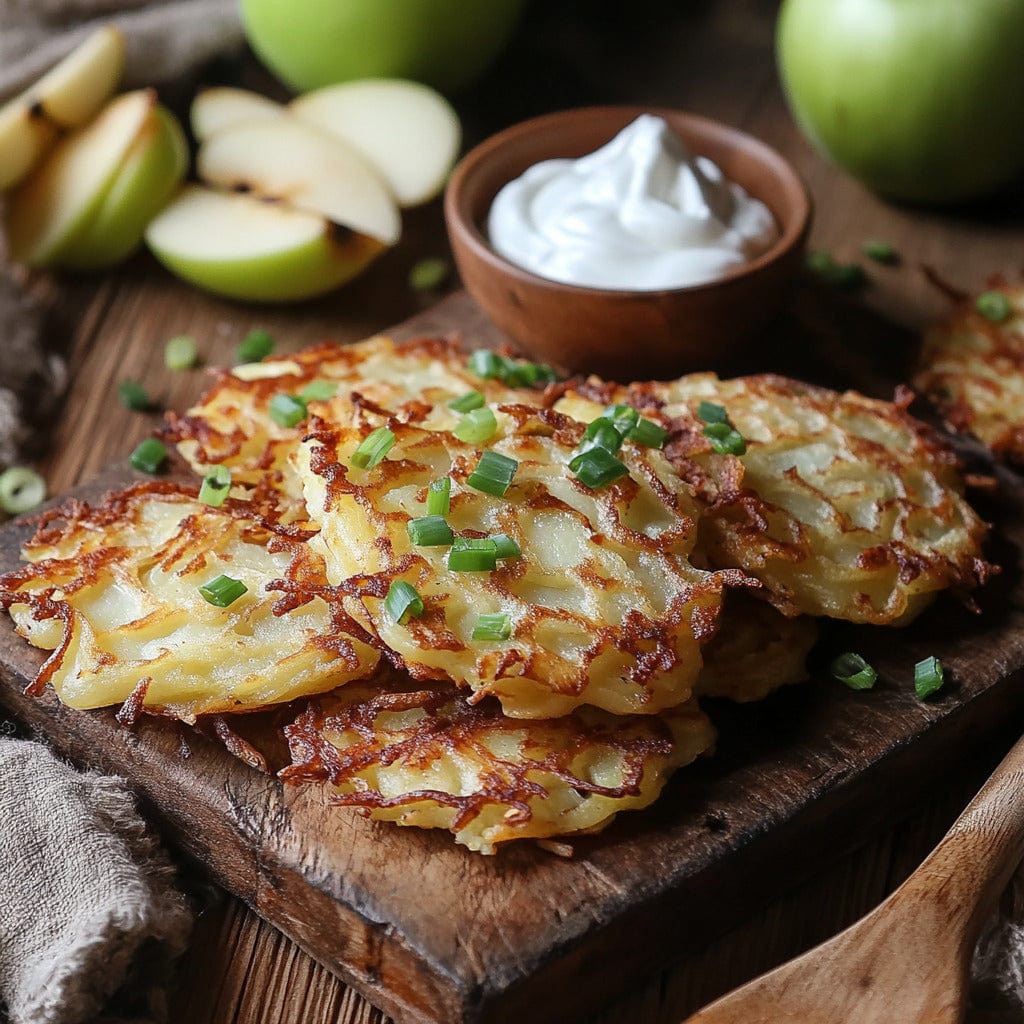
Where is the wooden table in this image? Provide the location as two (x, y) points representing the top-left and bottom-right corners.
(6, 2), (1024, 1021)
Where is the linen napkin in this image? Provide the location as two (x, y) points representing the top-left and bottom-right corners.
(0, 733), (192, 1024)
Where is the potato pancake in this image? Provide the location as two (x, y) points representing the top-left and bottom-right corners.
(281, 674), (715, 854)
(296, 402), (745, 719)
(0, 482), (379, 720)
(162, 335), (557, 515)
(557, 375), (987, 624)
(915, 283), (1024, 464)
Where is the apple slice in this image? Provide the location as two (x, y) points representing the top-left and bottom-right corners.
(197, 116), (401, 246)
(145, 185), (387, 302)
(5, 89), (156, 267)
(57, 106), (188, 269)
(190, 87), (285, 142)
(0, 26), (125, 192)
(290, 79), (461, 208)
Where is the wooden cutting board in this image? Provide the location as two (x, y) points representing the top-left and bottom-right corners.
(2, 291), (1024, 1024)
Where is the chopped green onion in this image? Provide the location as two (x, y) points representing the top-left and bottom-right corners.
(427, 476), (451, 516)
(385, 580), (424, 624)
(129, 438), (167, 474)
(581, 418), (624, 455)
(0, 467), (46, 516)
(862, 240), (898, 265)
(830, 652), (877, 691)
(237, 329), (274, 363)
(520, 362), (558, 386)
(914, 655), (945, 699)
(268, 393), (308, 428)
(409, 257), (450, 292)
(626, 418), (669, 448)
(602, 403), (640, 435)
(199, 465), (232, 507)
(806, 251), (865, 288)
(467, 450), (518, 496)
(118, 380), (151, 412)
(468, 350), (504, 379)
(703, 421), (747, 455)
(350, 427), (396, 469)
(199, 574), (247, 608)
(407, 515), (454, 547)
(472, 612), (512, 641)
(697, 401), (729, 424)
(447, 390), (485, 413)
(453, 406), (497, 445)
(976, 291), (1011, 323)
(490, 534), (521, 559)
(164, 334), (198, 370)
(569, 447), (629, 489)
(448, 537), (498, 572)
(299, 379), (337, 402)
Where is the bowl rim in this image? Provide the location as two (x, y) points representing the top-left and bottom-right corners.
(444, 104), (813, 299)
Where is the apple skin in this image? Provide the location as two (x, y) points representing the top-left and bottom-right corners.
(239, 0), (524, 95)
(777, 0), (1024, 204)
(57, 107), (188, 269)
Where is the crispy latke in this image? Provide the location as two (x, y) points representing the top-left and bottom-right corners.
(0, 482), (379, 720)
(281, 673), (715, 854)
(296, 402), (745, 719)
(915, 282), (1024, 464)
(557, 375), (987, 625)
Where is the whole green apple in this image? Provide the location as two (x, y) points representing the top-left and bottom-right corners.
(239, 0), (525, 95)
(777, 0), (1024, 204)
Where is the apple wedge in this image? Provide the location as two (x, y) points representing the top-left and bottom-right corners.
(291, 79), (461, 207)
(5, 89), (157, 267)
(57, 106), (188, 270)
(197, 116), (401, 246)
(190, 87), (285, 142)
(145, 185), (387, 302)
(0, 26), (125, 192)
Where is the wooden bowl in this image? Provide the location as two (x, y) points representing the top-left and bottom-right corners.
(444, 106), (812, 380)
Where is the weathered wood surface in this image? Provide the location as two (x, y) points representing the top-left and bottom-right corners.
(3, 2), (1024, 1022)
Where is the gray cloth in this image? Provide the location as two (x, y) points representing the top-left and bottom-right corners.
(0, 0), (244, 101)
(0, 737), (192, 1024)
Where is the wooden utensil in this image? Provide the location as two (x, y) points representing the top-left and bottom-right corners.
(683, 731), (1024, 1024)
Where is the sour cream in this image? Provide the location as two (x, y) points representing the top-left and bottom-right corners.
(487, 114), (779, 291)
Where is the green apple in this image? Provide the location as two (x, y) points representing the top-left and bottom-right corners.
(191, 87), (284, 142)
(5, 89), (156, 266)
(239, 0), (525, 95)
(777, 0), (1024, 204)
(196, 115), (400, 245)
(291, 79), (460, 207)
(0, 26), (124, 192)
(58, 107), (188, 269)
(145, 185), (387, 302)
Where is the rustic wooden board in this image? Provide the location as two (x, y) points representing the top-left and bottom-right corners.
(3, 290), (1024, 1024)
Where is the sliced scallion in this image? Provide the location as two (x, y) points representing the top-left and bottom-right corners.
(268, 393), (308, 428)
(427, 476), (451, 516)
(447, 390), (485, 413)
(407, 515), (454, 547)
(129, 438), (167, 474)
(697, 401), (728, 424)
(199, 574), (247, 608)
(915, 655), (945, 699)
(466, 450), (518, 496)
(164, 334), (198, 370)
(385, 580), (424, 624)
(626, 418), (669, 449)
(704, 422), (747, 456)
(467, 349), (558, 388)
(976, 291), (1011, 323)
(237, 329), (274, 363)
(199, 465), (232, 507)
(580, 418), (624, 456)
(830, 652), (877, 691)
(468, 350), (504, 379)
(409, 257), (449, 292)
(118, 379), (152, 412)
(490, 534), (521, 559)
(453, 406), (497, 445)
(472, 612), (512, 641)
(299, 379), (337, 402)
(350, 427), (396, 469)
(602, 403), (640, 436)
(569, 447), (629, 489)
(862, 240), (898, 265)
(0, 467), (46, 516)
(448, 537), (498, 572)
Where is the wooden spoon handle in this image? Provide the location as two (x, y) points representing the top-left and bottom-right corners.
(891, 730), (1024, 949)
